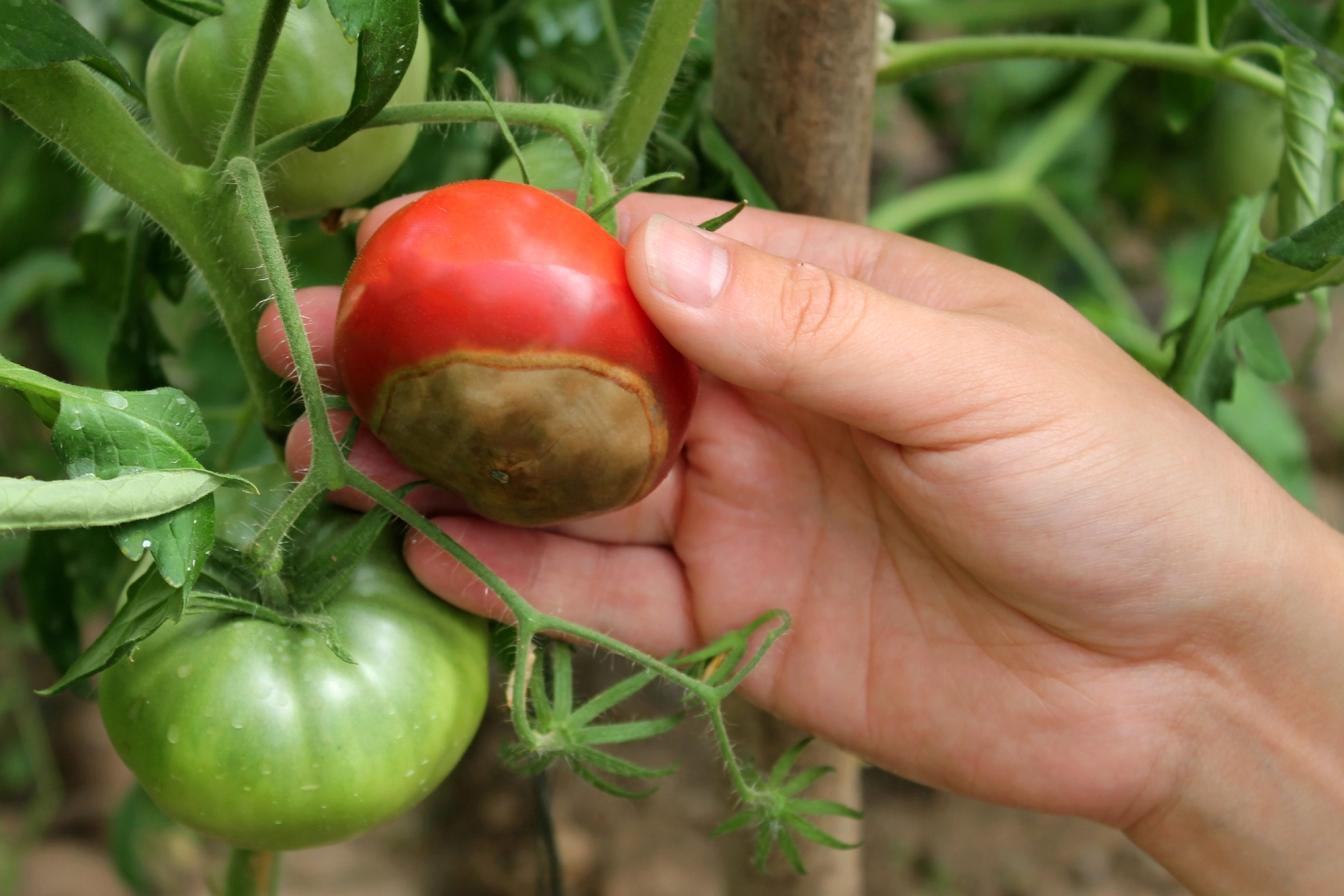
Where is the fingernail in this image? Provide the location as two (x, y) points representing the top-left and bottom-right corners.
(644, 215), (730, 307)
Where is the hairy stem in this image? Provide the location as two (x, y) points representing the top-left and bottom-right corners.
(255, 101), (603, 170)
(597, 0), (706, 182)
(212, 0), (290, 167)
(0, 64), (293, 436)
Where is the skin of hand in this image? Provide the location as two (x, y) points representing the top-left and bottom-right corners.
(258, 193), (1344, 893)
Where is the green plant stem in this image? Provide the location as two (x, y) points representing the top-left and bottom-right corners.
(869, 170), (1026, 232)
(225, 159), (337, 457)
(872, 7), (1162, 323)
(1165, 197), (1263, 397)
(0, 65), (198, 250)
(1025, 187), (1144, 319)
(1193, 0), (1211, 50)
(1003, 4), (1167, 182)
(224, 849), (281, 896)
(212, 0), (290, 168)
(0, 64), (294, 438)
(225, 157), (340, 572)
(883, 0), (1144, 27)
(879, 28), (1344, 136)
(254, 101), (603, 170)
(597, 0), (705, 182)
(531, 771), (565, 896)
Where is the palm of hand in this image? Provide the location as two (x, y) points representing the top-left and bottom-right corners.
(665, 356), (1217, 827)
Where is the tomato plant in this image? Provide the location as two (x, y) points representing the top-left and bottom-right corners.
(99, 521), (490, 851)
(146, 0), (430, 218)
(335, 180), (699, 526)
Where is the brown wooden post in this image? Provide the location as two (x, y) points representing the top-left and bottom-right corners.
(713, 0), (877, 221)
(711, 1), (876, 893)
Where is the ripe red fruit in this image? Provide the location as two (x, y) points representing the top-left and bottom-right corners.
(334, 181), (698, 526)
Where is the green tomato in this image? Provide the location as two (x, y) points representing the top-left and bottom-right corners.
(98, 530), (489, 851)
(491, 136), (585, 191)
(146, 0), (431, 218)
(1203, 85), (1284, 205)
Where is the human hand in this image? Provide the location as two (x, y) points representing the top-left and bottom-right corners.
(259, 192), (1344, 892)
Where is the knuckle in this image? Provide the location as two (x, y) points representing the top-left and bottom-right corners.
(775, 262), (866, 369)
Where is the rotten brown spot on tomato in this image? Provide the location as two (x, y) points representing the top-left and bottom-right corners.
(371, 350), (668, 526)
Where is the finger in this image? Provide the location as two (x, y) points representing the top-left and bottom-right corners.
(543, 465), (682, 546)
(286, 412), (468, 516)
(403, 517), (698, 657)
(615, 193), (1028, 311)
(626, 214), (1014, 443)
(355, 192), (425, 251)
(256, 286), (342, 389)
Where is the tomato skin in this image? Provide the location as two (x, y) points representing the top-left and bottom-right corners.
(334, 180), (698, 526)
(145, 0), (430, 218)
(97, 539), (489, 851)
(1204, 85), (1284, 206)
(490, 137), (584, 191)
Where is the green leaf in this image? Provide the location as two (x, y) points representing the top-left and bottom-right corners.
(1277, 48), (1334, 236)
(1165, 195), (1264, 405)
(137, 0), (224, 27)
(698, 200), (747, 233)
(0, 470), (224, 533)
(38, 567), (183, 695)
(586, 171), (685, 220)
(768, 737), (815, 787)
(1229, 201), (1344, 316)
(113, 494), (215, 591)
(0, 355), (232, 589)
(1230, 309), (1291, 383)
(0, 0), (143, 100)
(311, 0), (422, 151)
(567, 667), (658, 727)
(711, 809), (754, 837)
(572, 716), (682, 746)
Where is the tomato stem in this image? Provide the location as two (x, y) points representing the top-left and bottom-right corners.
(254, 101), (603, 171)
(0, 64), (296, 439)
(212, 0), (291, 169)
(879, 19), (1344, 141)
(224, 849), (281, 896)
(597, 0), (706, 182)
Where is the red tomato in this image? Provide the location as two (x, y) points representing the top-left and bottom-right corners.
(334, 181), (698, 526)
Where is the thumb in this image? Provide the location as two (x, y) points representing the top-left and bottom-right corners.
(625, 214), (1003, 441)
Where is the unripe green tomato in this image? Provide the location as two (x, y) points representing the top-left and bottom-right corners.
(98, 526), (490, 851)
(490, 137), (585, 191)
(146, 0), (431, 218)
(1203, 85), (1284, 206)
